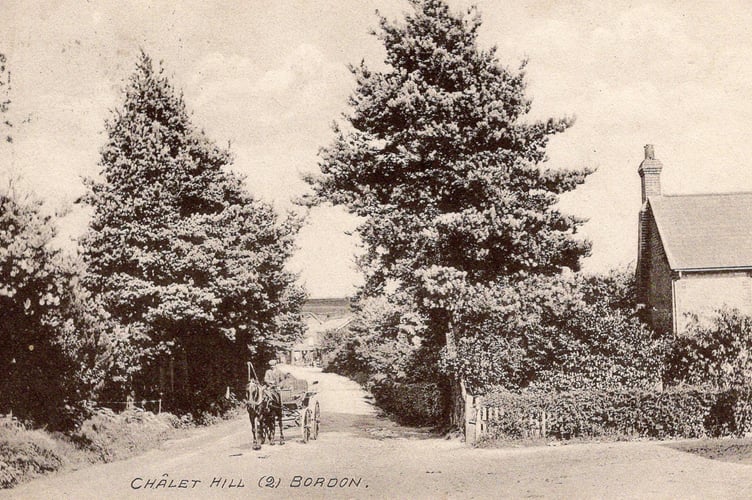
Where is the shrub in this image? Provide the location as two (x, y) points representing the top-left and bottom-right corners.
(0, 188), (116, 431)
(73, 408), (175, 462)
(321, 296), (444, 424)
(666, 309), (752, 389)
(479, 385), (752, 443)
(0, 420), (65, 489)
(325, 296), (426, 381)
(444, 270), (665, 394)
(370, 382), (444, 426)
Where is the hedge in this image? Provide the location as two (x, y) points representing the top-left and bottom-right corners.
(1, 421), (66, 489)
(370, 381), (445, 426)
(73, 408), (177, 462)
(480, 386), (752, 442)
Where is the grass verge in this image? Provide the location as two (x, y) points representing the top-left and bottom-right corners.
(1, 406), (241, 489)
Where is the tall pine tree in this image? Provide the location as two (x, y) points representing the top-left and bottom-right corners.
(81, 52), (305, 410)
(307, 0), (591, 425)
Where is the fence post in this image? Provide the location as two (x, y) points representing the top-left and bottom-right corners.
(475, 396), (484, 444)
(542, 410), (547, 438)
(464, 393), (471, 444)
(465, 392), (478, 444)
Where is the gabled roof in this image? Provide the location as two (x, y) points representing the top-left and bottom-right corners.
(648, 192), (752, 271)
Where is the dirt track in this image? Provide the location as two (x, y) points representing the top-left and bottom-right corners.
(6, 366), (752, 499)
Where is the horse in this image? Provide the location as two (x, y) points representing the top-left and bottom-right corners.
(260, 385), (285, 446)
(246, 379), (265, 450)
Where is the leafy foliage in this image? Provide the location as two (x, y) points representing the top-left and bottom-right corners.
(666, 309), (752, 389)
(0, 420), (65, 489)
(370, 381), (444, 426)
(80, 52), (305, 410)
(324, 296), (426, 382)
(441, 269), (664, 394)
(320, 296), (448, 424)
(72, 408), (176, 463)
(481, 386), (752, 442)
(0, 186), (115, 428)
(0, 408), (188, 489)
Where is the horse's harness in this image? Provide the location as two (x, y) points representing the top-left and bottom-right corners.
(246, 380), (264, 408)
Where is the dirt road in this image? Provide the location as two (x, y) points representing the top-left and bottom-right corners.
(6, 366), (752, 499)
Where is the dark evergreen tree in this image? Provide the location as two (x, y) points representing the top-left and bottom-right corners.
(81, 52), (305, 410)
(307, 0), (591, 425)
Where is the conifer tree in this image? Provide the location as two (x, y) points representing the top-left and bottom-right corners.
(82, 52), (305, 409)
(307, 0), (591, 424)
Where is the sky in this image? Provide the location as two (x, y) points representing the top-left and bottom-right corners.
(3, 0), (752, 298)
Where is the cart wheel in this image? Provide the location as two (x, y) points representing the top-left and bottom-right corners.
(301, 408), (312, 443)
(312, 401), (320, 440)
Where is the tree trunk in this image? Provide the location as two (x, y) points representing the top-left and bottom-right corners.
(169, 356), (175, 395)
(448, 377), (466, 430)
(181, 346), (189, 403)
(444, 323), (466, 434)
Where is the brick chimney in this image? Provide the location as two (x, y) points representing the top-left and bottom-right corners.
(638, 144), (663, 203)
(636, 144), (662, 306)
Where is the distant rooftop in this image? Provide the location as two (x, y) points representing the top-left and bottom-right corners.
(301, 298), (352, 318)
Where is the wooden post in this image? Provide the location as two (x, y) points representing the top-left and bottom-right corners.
(159, 363), (165, 400)
(464, 393), (474, 445)
(475, 396), (483, 444)
(542, 410), (547, 438)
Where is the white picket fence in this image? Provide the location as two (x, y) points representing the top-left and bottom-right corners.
(464, 394), (485, 445)
(0, 411), (21, 428)
(465, 394), (550, 445)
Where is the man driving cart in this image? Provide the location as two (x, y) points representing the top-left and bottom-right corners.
(264, 359), (284, 390)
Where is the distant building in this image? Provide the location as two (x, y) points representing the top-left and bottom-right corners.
(301, 298), (352, 318)
(636, 145), (752, 333)
(287, 298), (353, 365)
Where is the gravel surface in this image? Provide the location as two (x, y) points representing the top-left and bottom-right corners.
(6, 366), (752, 499)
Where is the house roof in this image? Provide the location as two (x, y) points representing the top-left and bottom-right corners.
(649, 192), (752, 271)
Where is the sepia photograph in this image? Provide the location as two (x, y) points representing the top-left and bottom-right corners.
(2, 0), (752, 498)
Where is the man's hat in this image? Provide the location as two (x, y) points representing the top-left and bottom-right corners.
(269, 359), (277, 366)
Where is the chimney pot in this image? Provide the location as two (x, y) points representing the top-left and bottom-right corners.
(644, 144), (655, 160)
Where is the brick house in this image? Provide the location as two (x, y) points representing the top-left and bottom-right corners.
(636, 144), (752, 334)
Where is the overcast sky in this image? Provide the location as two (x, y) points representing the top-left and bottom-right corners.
(3, 0), (752, 298)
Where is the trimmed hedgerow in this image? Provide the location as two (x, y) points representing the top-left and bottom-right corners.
(370, 382), (445, 426)
(480, 386), (752, 443)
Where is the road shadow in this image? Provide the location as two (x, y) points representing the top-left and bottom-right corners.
(321, 411), (439, 441)
(663, 438), (752, 465)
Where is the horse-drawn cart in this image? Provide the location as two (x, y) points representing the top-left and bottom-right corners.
(279, 377), (320, 443)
